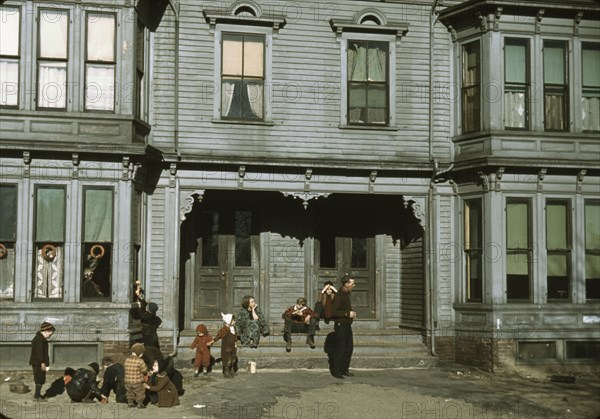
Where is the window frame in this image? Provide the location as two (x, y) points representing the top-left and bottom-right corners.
(36, 7), (70, 111)
(135, 20), (148, 120)
(464, 198), (483, 303)
(0, 183), (18, 300)
(543, 39), (569, 132)
(505, 198), (533, 303)
(503, 37), (530, 130)
(81, 186), (114, 302)
(211, 24), (274, 124)
(32, 184), (67, 301)
(0, 5), (21, 108)
(581, 42), (600, 133)
(584, 200), (600, 301)
(461, 39), (481, 134)
(339, 31), (397, 129)
(84, 11), (117, 112)
(545, 199), (572, 303)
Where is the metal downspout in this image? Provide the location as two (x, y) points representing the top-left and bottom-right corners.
(168, 0), (180, 353)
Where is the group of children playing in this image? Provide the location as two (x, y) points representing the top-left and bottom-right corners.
(190, 312), (238, 379)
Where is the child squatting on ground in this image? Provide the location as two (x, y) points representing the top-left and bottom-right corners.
(190, 323), (214, 377)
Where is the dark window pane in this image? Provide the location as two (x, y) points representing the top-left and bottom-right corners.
(462, 41), (480, 133)
(201, 211), (219, 267)
(235, 211), (252, 267)
(566, 341), (600, 359)
(0, 185), (17, 241)
(319, 237), (336, 268)
(81, 243), (111, 300)
(351, 238), (367, 268)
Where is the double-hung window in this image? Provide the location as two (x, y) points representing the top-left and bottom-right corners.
(504, 38), (529, 129)
(464, 199), (483, 302)
(221, 33), (265, 120)
(582, 43), (600, 132)
(135, 21), (146, 119)
(0, 6), (20, 107)
(585, 201), (600, 300)
(81, 188), (113, 301)
(506, 199), (531, 302)
(0, 185), (17, 299)
(543, 40), (568, 131)
(85, 12), (116, 111)
(34, 186), (66, 300)
(545, 200), (571, 302)
(347, 40), (389, 125)
(462, 41), (480, 133)
(37, 9), (68, 109)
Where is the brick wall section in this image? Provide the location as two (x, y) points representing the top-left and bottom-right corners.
(430, 336), (455, 361)
(492, 338), (516, 372)
(102, 341), (130, 363)
(455, 336), (493, 371)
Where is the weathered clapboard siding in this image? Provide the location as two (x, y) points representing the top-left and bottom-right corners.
(267, 233), (306, 322)
(148, 187), (166, 308)
(385, 235), (402, 326)
(400, 237), (425, 329)
(151, 0), (451, 164)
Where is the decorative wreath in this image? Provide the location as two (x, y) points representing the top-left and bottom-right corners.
(0, 243), (7, 259)
(41, 244), (57, 262)
(90, 244), (105, 260)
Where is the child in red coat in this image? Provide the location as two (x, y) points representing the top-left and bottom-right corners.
(190, 323), (213, 377)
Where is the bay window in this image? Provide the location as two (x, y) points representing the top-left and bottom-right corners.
(34, 186), (66, 300)
(37, 9), (68, 109)
(462, 41), (480, 133)
(582, 43), (600, 132)
(504, 38), (529, 129)
(506, 199), (531, 301)
(543, 40), (568, 131)
(347, 40), (389, 126)
(0, 6), (20, 107)
(546, 201), (571, 302)
(85, 12), (116, 111)
(221, 33), (265, 120)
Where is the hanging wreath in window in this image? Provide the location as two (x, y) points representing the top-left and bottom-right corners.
(41, 244), (57, 262)
(0, 243), (7, 259)
(90, 244), (105, 260)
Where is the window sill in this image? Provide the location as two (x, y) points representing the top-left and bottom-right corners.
(211, 119), (275, 127)
(339, 124), (398, 132)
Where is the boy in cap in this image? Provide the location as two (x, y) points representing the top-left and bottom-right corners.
(29, 321), (55, 401)
(65, 362), (102, 403)
(124, 343), (148, 408)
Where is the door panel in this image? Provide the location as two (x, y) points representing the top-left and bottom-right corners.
(193, 210), (259, 319)
(316, 237), (376, 319)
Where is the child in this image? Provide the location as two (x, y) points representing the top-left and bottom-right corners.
(43, 367), (75, 399)
(144, 359), (180, 407)
(124, 343), (148, 409)
(190, 323), (214, 377)
(213, 313), (238, 378)
(29, 321), (55, 402)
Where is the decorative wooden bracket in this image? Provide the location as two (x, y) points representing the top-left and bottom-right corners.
(493, 7), (503, 31)
(23, 151), (31, 179)
(304, 169), (312, 192)
(369, 171), (377, 194)
(122, 157), (130, 181)
(495, 167), (504, 192)
(478, 171), (489, 192)
(169, 163), (177, 188)
(574, 12), (584, 36)
(180, 190), (205, 221)
(577, 169), (586, 193)
(537, 168), (547, 192)
(238, 166), (246, 189)
(72, 153), (80, 179)
(282, 191), (330, 210)
(535, 9), (545, 34)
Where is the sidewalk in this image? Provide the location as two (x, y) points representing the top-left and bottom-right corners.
(1, 363), (598, 419)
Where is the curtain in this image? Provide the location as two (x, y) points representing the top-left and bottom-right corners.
(246, 82), (263, 118)
(84, 189), (113, 242)
(505, 91), (526, 128)
(582, 96), (600, 131)
(85, 64), (115, 111)
(87, 14), (114, 61)
(0, 59), (18, 106)
(545, 93), (565, 130)
(39, 10), (68, 59)
(0, 246), (14, 298)
(38, 62), (67, 108)
(34, 246), (63, 299)
(221, 81), (235, 117)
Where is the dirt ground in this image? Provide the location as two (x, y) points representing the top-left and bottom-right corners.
(1, 364), (598, 419)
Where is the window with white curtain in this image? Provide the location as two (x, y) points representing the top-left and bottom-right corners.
(221, 33), (264, 120)
(37, 9), (68, 109)
(0, 6), (20, 107)
(347, 40), (389, 126)
(504, 38), (529, 129)
(461, 41), (480, 133)
(543, 40), (568, 131)
(85, 12), (115, 111)
(582, 43), (600, 132)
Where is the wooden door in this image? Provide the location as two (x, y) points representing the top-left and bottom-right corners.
(193, 210), (259, 319)
(316, 236), (376, 319)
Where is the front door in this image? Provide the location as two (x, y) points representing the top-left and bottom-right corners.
(316, 236), (376, 319)
(192, 210), (259, 319)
